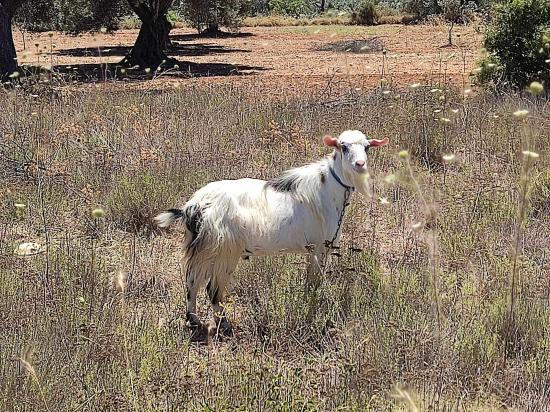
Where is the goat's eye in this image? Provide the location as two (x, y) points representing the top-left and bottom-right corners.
(341, 145), (349, 154)
(364, 145), (370, 154)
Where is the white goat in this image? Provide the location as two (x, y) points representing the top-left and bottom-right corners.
(154, 130), (389, 341)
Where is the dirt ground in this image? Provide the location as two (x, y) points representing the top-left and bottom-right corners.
(14, 24), (482, 93)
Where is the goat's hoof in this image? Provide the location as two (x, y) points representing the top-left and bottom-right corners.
(189, 322), (208, 343)
(218, 318), (233, 338)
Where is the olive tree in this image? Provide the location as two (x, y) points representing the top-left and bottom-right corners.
(0, 0), (26, 80)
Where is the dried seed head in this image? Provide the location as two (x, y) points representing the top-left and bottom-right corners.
(14, 242), (43, 257)
(513, 109), (529, 119)
(442, 154), (456, 163)
(528, 81), (544, 95)
(522, 150), (539, 159)
(398, 150), (409, 159)
(113, 270), (129, 293)
(91, 208), (105, 218)
(411, 221), (423, 232)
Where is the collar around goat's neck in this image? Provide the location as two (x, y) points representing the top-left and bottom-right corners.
(329, 166), (354, 191)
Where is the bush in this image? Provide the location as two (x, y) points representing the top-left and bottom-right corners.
(403, 0), (441, 18)
(268, 0), (313, 16)
(180, 0), (249, 33)
(15, 0), (129, 32)
(482, 0), (550, 89)
(351, 1), (379, 25)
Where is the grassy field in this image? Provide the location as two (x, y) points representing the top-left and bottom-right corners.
(0, 80), (549, 411)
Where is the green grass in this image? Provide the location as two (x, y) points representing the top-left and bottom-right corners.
(0, 83), (549, 411)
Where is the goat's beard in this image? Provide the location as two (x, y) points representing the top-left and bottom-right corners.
(346, 170), (372, 197)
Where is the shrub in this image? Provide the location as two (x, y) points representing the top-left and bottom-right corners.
(482, 0), (550, 89)
(180, 0), (249, 33)
(351, 1), (379, 25)
(15, 0), (128, 32)
(267, 0), (313, 17)
(403, 0), (441, 18)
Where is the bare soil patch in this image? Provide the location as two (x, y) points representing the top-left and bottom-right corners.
(14, 25), (482, 93)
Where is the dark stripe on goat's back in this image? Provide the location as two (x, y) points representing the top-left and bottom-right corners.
(184, 203), (204, 241)
(266, 173), (300, 193)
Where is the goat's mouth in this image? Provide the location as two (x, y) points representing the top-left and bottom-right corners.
(353, 166), (368, 174)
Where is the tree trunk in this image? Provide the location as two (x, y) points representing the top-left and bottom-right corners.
(0, 5), (17, 80)
(123, 15), (170, 68)
(448, 20), (454, 46)
(204, 21), (220, 34)
(162, 15), (172, 48)
(123, 0), (174, 69)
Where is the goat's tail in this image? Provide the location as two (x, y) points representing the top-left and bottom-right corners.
(154, 208), (185, 228)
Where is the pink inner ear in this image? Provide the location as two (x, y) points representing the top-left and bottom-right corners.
(323, 135), (339, 147)
(369, 137), (390, 147)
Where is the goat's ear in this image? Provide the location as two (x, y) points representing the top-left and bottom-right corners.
(323, 135), (339, 148)
(368, 137), (389, 147)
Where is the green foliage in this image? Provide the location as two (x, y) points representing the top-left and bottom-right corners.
(474, 53), (503, 85)
(180, 0), (250, 33)
(350, 1), (379, 24)
(483, 0), (550, 89)
(403, 0), (440, 17)
(14, 1), (58, 31)
(15, 0), (128, 32)
(268, 0), (313, 16)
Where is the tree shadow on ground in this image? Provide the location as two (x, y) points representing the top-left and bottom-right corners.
(54, 43), (251, 59)
(43, 60), (266, 83)
(315, 38), (384, 54)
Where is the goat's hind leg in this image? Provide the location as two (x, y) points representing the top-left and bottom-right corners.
(185, 268), (210, 342)
(207, 278), (233, 338)
(207, 260), (237, 338)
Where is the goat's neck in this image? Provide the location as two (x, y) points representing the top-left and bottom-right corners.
(325, 155), (353, 207)
(329, 154), (354, 190)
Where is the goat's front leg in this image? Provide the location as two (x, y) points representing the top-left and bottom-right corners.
(305, 250), (325, 294)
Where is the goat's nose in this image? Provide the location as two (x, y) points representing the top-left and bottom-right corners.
(355, 160), (366, 167)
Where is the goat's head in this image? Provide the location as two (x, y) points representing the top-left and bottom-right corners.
(324, 130), (389, 195)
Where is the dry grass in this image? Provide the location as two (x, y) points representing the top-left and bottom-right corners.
(244, 15), (352, 27)
(0, 82), (549, 410)
(243, 12), (415, 28)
